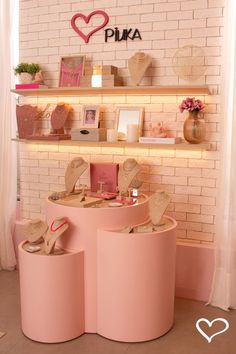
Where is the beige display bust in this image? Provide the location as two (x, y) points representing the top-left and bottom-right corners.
(118, 158), (141, 196)
(65, 157), (88, 194)
(23, 219), (48, 244)
(44, 217), (69, 254)
(128, 52), (152, 86)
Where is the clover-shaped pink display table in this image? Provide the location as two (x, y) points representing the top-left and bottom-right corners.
(19, 194), (177, 343)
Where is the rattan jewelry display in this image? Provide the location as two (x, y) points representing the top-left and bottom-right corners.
(172, 45), (207, 81)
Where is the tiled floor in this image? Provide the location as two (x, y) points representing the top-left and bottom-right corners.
(0, 270), (235, 354)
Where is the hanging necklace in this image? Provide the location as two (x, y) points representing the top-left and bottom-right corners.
(50, 220), (68, 232)
(122, 160), (138, 179)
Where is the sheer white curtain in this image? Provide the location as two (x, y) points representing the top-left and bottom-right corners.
(0, 0), (18, 270)
(208, 0), (236, 310)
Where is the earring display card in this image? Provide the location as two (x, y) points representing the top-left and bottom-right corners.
(90, 163), (119, 193)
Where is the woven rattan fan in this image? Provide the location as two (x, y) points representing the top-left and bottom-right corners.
(172, 45), (207, 81)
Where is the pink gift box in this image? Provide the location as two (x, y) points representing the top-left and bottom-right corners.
(90, 163), (119, 193)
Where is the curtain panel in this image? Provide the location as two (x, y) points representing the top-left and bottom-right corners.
(0, 0), (18, 270)
(208, 0), (236, 310)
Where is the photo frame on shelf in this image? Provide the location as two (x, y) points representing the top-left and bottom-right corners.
(81, 105), (100, 128)
(59, 56), (85, 87)
(115, 106), (144, 141)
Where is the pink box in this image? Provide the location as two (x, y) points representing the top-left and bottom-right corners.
(90, 163), (119, 193)
(15, 83), (47, 89)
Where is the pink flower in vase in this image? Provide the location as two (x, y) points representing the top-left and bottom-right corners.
(179, 97), (206, 113)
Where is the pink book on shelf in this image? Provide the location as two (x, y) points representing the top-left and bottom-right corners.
(15, 83), (47, 89)
(90, 163), (119, 193)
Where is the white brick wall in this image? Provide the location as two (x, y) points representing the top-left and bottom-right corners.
(18, 0), (224, 244)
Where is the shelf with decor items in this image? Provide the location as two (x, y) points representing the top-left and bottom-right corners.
(10, 85), (211, 97)
(12, 138), (211, 150)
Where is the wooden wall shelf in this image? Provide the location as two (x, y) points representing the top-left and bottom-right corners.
(12, 139), (211, 150)
(11, 86), (210, 97)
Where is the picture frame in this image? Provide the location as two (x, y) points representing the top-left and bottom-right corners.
(115, 107), (144, 141)
(59, 56), (85, 87)
(81, 105), (100, 128)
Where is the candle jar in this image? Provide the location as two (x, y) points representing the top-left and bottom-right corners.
(91, 65), (102, 87)
(126, 124), (139, 142)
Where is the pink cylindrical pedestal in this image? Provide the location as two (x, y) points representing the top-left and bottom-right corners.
(18, 242), (85, 343)
(97, 216), (177, 342)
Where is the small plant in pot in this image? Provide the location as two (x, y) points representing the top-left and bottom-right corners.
(14, 63), (41, 84)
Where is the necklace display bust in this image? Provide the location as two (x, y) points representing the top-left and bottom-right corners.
(128, 52), (152, 86)
(23, 219), (48, 244)
(65, 157), (88, 194)
(118, 158), (141, 195)
(44, 217), (69, 254)
(149, 191), (171, 226)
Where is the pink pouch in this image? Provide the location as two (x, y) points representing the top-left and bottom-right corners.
(90, 163), (119, 193)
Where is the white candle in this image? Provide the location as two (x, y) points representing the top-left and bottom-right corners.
(126, 124), (139, 142)
(107, 129), (117, 142)
(91, 75), (102, 87)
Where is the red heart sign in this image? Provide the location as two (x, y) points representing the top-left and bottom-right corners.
(71, 10), (109, 43)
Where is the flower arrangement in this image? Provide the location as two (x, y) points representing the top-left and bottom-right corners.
(179, 97), (205, 113)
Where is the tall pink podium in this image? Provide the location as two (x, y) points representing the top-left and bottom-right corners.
(19, 194), (177, 343)
(46, 195), (150, 334)
(97, 216), (177, 342)
(18, 245), (84, 343)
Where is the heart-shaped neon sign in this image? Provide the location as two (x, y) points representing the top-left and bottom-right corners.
(196, 318), (229, 343)
(71, 10), (109, 43)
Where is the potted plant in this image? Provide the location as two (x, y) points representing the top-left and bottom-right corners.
(179, 97), (206, 144)
(14, 63), (41, 84)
